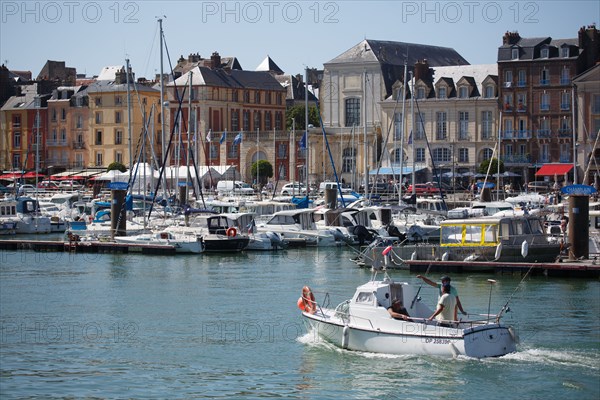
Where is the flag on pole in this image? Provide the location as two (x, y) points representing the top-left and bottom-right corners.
(407, 130), (412, 145)
(206, 129), (212, 142)
(233, 132), (243, 145)
(299, 131), (307, 149)
(219, 130), (227, 144)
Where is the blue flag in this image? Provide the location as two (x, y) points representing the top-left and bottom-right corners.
(233, 132), (243, 145)
(407, 130), (412, 145)
(219, 130), (227, 144)
(299, 131), (307, 149)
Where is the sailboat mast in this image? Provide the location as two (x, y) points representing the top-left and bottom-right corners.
(305, 67), (309, 193)
(363, 70), (368, 194)
(158, 18), (167, 196)
(410, 72), (415, 194)
(126, 58), (132, 178)
(398, 62), (407, 203)
(186, 71), (192, 193)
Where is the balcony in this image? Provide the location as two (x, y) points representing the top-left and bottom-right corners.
(502, 130), (515, 139)
(517, 80), (527, 87)
(540, 104), (550, 111)
(515, 130), (532, 139)
(539, 79), (550, 86)
(560, 103), (570, 110)
(516, 103), (527, 112)
(73, 141), (86, 149)
(457, 134), (470, 141)
(560, 78), (571, 85)
(559, 155), (572, 163)
(558, 129), (572, 137)
(501, 154), (530, 164)
(536, 129), (552, 138)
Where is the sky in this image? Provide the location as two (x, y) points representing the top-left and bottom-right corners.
(1, 1), (599, 79)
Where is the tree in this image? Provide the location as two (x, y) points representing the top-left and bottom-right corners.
(107, 162), (127, 172)
(251, 160), (273, 185)
(285, 105), (320, 131)
(478, 158), (504, 175)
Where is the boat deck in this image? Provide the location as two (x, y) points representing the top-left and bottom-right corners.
(404, 258), (600, 278)
(0, 239), (178, 255)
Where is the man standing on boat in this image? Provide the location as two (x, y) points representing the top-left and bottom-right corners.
(428, 283), (457, 322)
(416, 275), (467, 316)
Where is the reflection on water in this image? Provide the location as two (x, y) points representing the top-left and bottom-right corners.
(0, 242), (598, 399)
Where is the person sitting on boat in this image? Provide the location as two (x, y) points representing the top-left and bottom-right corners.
(428, 283), (457, 322)
(416, 275), (466, 316)
(387, 299), (411, 321)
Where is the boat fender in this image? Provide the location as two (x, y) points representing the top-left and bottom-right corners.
(521, 240), (529, 259)
(508, 326), (519, 343)
(441, 252), (449, 261)
(226, 227), (237, 238)
(494, 243), (503, 260)
(411, 251), (417, 261)
(342, 325), (350, 349)
(301, 286), (316, 314)
(449, 342), (460, 358)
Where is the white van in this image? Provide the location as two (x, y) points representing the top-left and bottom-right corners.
(216, 180), (255, 195)
(319, 182), (351, 194)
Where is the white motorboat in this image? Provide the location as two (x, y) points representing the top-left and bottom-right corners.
(114, 231), (205, 254)
(256, 209), (337, 247)
(299, 273), (517, 358)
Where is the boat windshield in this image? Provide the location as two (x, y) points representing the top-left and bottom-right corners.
(441, 222), (499, 246)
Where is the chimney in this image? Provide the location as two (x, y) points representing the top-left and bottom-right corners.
(502, 31), (521, 45)
(413, 59), (430, 82)
(210, 51), (221, 69)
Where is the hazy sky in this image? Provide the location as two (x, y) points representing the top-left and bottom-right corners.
(1, 1), (598, 78)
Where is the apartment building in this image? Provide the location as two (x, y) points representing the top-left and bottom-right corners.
(497, 25), (599, 181)
(380, 61), (499, 184)
(167, 52), (287, 182)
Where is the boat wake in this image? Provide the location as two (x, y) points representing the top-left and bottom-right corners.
(500, 347), (599, 369)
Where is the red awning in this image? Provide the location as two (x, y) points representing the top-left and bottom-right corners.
(0, 172), (21, 180)
(22, 171), (46, 178)
(535, 163), (574, 176)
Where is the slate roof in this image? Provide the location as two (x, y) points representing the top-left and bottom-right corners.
(256, 56), (284, 75)
(498, 36), (579, 61)
(274, 74), (318, 102)
(326, 39), (469, 66)
(85, 79), (159, 94)
(171, 67), (286, 91)
(326, 39), (469, 97)
(383, 64), (497, 101)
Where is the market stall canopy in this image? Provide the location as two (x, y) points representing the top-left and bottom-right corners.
(535, 163), (573, 176)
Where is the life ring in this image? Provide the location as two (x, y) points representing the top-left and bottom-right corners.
(300, 286), (316, 314)
(226, 227), (237, 238)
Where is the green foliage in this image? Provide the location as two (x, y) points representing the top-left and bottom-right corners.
(285, 105), (320, 131)
(251, 160), (273, 184)
(478, 158), (504, 175)
(107, 162), (127, 172)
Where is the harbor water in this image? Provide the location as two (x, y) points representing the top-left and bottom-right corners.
(1, 240), (599, 398)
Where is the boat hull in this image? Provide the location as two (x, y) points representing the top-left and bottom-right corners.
(302, 311), (516, 358)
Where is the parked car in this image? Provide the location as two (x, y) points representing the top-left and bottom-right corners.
(281, 182), (307, 196)
(17, 184), (36, 194)
(216, 180), (255, 195)
(359, 182), (390, 194)
(407, 183), (441, 196)
(527, 181), (553, 193)
(38, 180), (60, 190)
(58, 180), (83, 190)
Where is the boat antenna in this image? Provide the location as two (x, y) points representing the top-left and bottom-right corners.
(486, 279), (496, 322)
(495, 264), (534, 322)
(409, 262), (433, 310)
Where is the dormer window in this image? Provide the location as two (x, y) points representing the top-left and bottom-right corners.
(541, 48), (549, 58)
(438, 87), (447, 99)
(484, 85), (494, 98)
(561, 47), (570, 58)
(511, 48), (519, 60)
(416, 87), (426, 99)
(458, 86), (468, 99)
